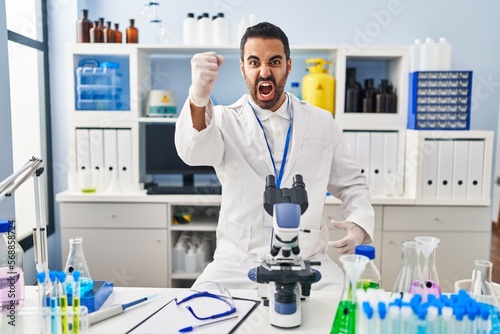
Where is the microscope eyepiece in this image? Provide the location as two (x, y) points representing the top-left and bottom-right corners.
(292, 175), (305, 189)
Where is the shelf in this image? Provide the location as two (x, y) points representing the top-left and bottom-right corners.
(171, 272), (202, 280)
(138, 117), (177, 123)
(170, 222), (217, 231)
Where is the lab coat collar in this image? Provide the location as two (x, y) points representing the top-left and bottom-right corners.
(247, 95), (290, 121)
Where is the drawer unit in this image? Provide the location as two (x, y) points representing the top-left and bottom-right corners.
(60, 202), (167, 228)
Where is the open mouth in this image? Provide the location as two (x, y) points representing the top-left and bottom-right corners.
(258, 82), (275, 101)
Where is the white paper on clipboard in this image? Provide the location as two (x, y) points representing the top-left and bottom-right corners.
(125, 290), (260, 334)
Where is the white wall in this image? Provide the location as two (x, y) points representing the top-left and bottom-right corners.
(47, 0), (500, 269)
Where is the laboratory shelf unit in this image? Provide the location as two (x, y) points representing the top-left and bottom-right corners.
(334, 46), (410, 127)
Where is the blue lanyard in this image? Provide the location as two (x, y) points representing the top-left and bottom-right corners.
(248, 96), (292, 188)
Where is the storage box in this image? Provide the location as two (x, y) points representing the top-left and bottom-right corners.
(407, 71), (472, 130)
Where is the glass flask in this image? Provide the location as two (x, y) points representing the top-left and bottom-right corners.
(470, 260), (499, 308)
(415, 236), (441, 297)
(355, 244), (381, 290)
(126, 19), (139, 43)
(64, 237), (94, 296)
(392, 240), (426, 298)
(331, 254), (369, 334)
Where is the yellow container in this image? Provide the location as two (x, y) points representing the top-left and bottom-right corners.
(302, 58), (335, 115)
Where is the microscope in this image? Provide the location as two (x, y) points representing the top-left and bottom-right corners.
(248, 174), (321, 328)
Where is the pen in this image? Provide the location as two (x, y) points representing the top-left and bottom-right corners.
(178, 315), (239, 333)
(88, 293), (162, 325)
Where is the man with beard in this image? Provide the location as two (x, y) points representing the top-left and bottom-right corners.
(175, 22), (374, 290)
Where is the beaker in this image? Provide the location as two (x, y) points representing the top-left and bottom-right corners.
(470, 260), (499, 308)
(415, 236), (441, 297)
(64, 237), (94, 296)
(330, 254), (369, 334)
(393, 240), (426, 298)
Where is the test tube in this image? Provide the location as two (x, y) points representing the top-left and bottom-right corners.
(72, 270), (81, 334)
(58, 272), (69, 334)
(49, 270), (60, 334)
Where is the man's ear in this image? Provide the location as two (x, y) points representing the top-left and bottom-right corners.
(287, 58), (292, 75)
(240, 60), (244, 76)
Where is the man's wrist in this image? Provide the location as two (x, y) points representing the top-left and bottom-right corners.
(189, 86), (210, 107)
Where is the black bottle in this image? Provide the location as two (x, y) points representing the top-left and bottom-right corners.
(363, 78), (376, 113)
(345, 68), (362, 113)
(386, 84), (398, 114)
(375, 79), (389, 113)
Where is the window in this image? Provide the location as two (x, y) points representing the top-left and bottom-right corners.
(1, 0), (53, 248)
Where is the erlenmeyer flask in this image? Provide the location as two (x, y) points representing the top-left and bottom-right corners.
(64, 237), (94, 296)
(470, 260), (499, 308)
(330, 254), (369, 334)
(415, 236), (441, 297)
(393, 240), (426, 298)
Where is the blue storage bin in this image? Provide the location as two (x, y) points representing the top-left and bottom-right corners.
(407, 71), (472, 130)
(75, 59), (124, 111)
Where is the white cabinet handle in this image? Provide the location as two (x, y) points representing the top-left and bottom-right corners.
(434, 217), (442, 223)
(111, 214), (116, 219)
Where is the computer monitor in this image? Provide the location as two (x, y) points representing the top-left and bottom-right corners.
(144, 122), (215, 186)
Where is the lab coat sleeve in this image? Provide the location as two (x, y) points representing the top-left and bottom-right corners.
(174, 97), (224, 167)
(327, 120), (375, 244)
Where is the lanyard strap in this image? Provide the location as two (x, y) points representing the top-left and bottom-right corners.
(248, 96), (292, 188)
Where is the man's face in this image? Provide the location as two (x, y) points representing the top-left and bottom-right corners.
(240, 38), (292, 111)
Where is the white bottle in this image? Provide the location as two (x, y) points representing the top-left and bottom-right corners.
(438, 37), (452, 71)
(185, 246), (197, 273)
(183, 13), (197, 45)
(198, 13), (213, 46)
(196, 245), (206, 272)
(173, 242), (186, 273)
(248, 13), (257, 27)
(410, 38), (422, 72)
(236, 17), (248, 44)
(420, 37), (439, 71)
(213, 13), (229, 46)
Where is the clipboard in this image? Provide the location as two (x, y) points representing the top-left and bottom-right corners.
(125, 291), (260, 334)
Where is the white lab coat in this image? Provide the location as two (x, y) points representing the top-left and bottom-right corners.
(175, 94), (374, 290)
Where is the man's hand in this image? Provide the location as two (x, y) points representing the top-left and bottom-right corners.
(189, 51), (224, 107)
(327, 219), (367, 255)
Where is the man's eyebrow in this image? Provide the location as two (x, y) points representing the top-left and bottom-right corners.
(246, 54), (283, 62)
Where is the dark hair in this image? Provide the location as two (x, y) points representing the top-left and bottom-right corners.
(240, 22), (290, 62)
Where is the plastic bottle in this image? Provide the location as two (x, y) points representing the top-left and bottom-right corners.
(126, 19), (139, 44)
(345, 67), (362, 113)
(0, 219), (25, 309)
(173, 242), (186, 273)
(183, 13), (197, 45)
(114, 23), (122, 44)
(410, 38), (422, 72)
(196, 244), (206, 272)
(103, 21), (115, 43)
(355, 245), (381, 290)
(76, 9), (93, 43)
(185, 246), (197, 273)
(213, 13), (229, 46)
(198, 13), (213, 46)
(290, 82), (302, 100)
(420, 37), (439, 71)
(302, 58), (335, 114)
(438, 37), (452, 70)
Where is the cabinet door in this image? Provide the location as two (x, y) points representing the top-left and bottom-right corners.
(381, 231), (490, 293)
(62, 228), (168, 287)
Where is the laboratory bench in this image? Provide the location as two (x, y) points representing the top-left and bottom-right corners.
(56, 191), (492, 292)
(14, 285), (341, 333)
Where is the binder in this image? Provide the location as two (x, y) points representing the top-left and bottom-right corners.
(89, 129), (104, 172)
(117, 129), (132, 187)
(467, 140), (484, 198)
(343, 131), (356, 157)
(384, 132), (399, 196)
(452, 140), (468, 198)
(103, 129), (118, 173)
(369, 132), (385, 196)
(355, 132), (370, 182)
(422, 140), (438, 198)
(75, 129), (90, 173)
(437, 140), (453, 198)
